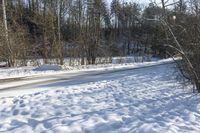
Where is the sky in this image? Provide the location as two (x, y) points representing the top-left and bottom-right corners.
(106, 0), (148, 6)
(106, 0), (176, 7)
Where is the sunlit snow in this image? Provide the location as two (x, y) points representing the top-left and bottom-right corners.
(0, 63), (200, 133)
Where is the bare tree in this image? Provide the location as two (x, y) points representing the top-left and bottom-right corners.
(2, 0), (13, 66)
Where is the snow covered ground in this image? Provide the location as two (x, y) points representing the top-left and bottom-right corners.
(0, 58), (175, 80)
(0, 63), (200, 133)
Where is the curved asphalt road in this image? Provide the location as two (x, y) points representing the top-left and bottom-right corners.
(0, 62), (176, 97)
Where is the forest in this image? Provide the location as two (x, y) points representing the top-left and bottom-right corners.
(0, 0), (200, 90)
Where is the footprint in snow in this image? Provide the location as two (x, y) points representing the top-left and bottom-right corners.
(43, 122), (52, 129)
(13, 109), (19, 115)
(28, 118), (39, 128)
(20, 103), (26, 108)
(21, 111), (29, 115)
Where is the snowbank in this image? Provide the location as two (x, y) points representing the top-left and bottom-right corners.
(34, 64), (62, 71)
(0, 58), (180, 80)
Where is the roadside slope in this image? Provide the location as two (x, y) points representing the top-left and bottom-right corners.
(0, 62), (199, 133)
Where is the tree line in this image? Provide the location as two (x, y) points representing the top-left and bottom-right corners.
(0, 0), (200, 91)
(0, 0), (168, 66)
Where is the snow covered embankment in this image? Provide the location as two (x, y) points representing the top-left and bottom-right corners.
(0, 63), (200, 133)
(0, 58), (179, 80)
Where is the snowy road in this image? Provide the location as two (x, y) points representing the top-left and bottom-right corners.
(0, 62), (176, 97)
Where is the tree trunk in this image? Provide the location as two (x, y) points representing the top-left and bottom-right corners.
(58, 0), (64, 65)
(2, 0), (14, 67)
(43, 0), (48, 64)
